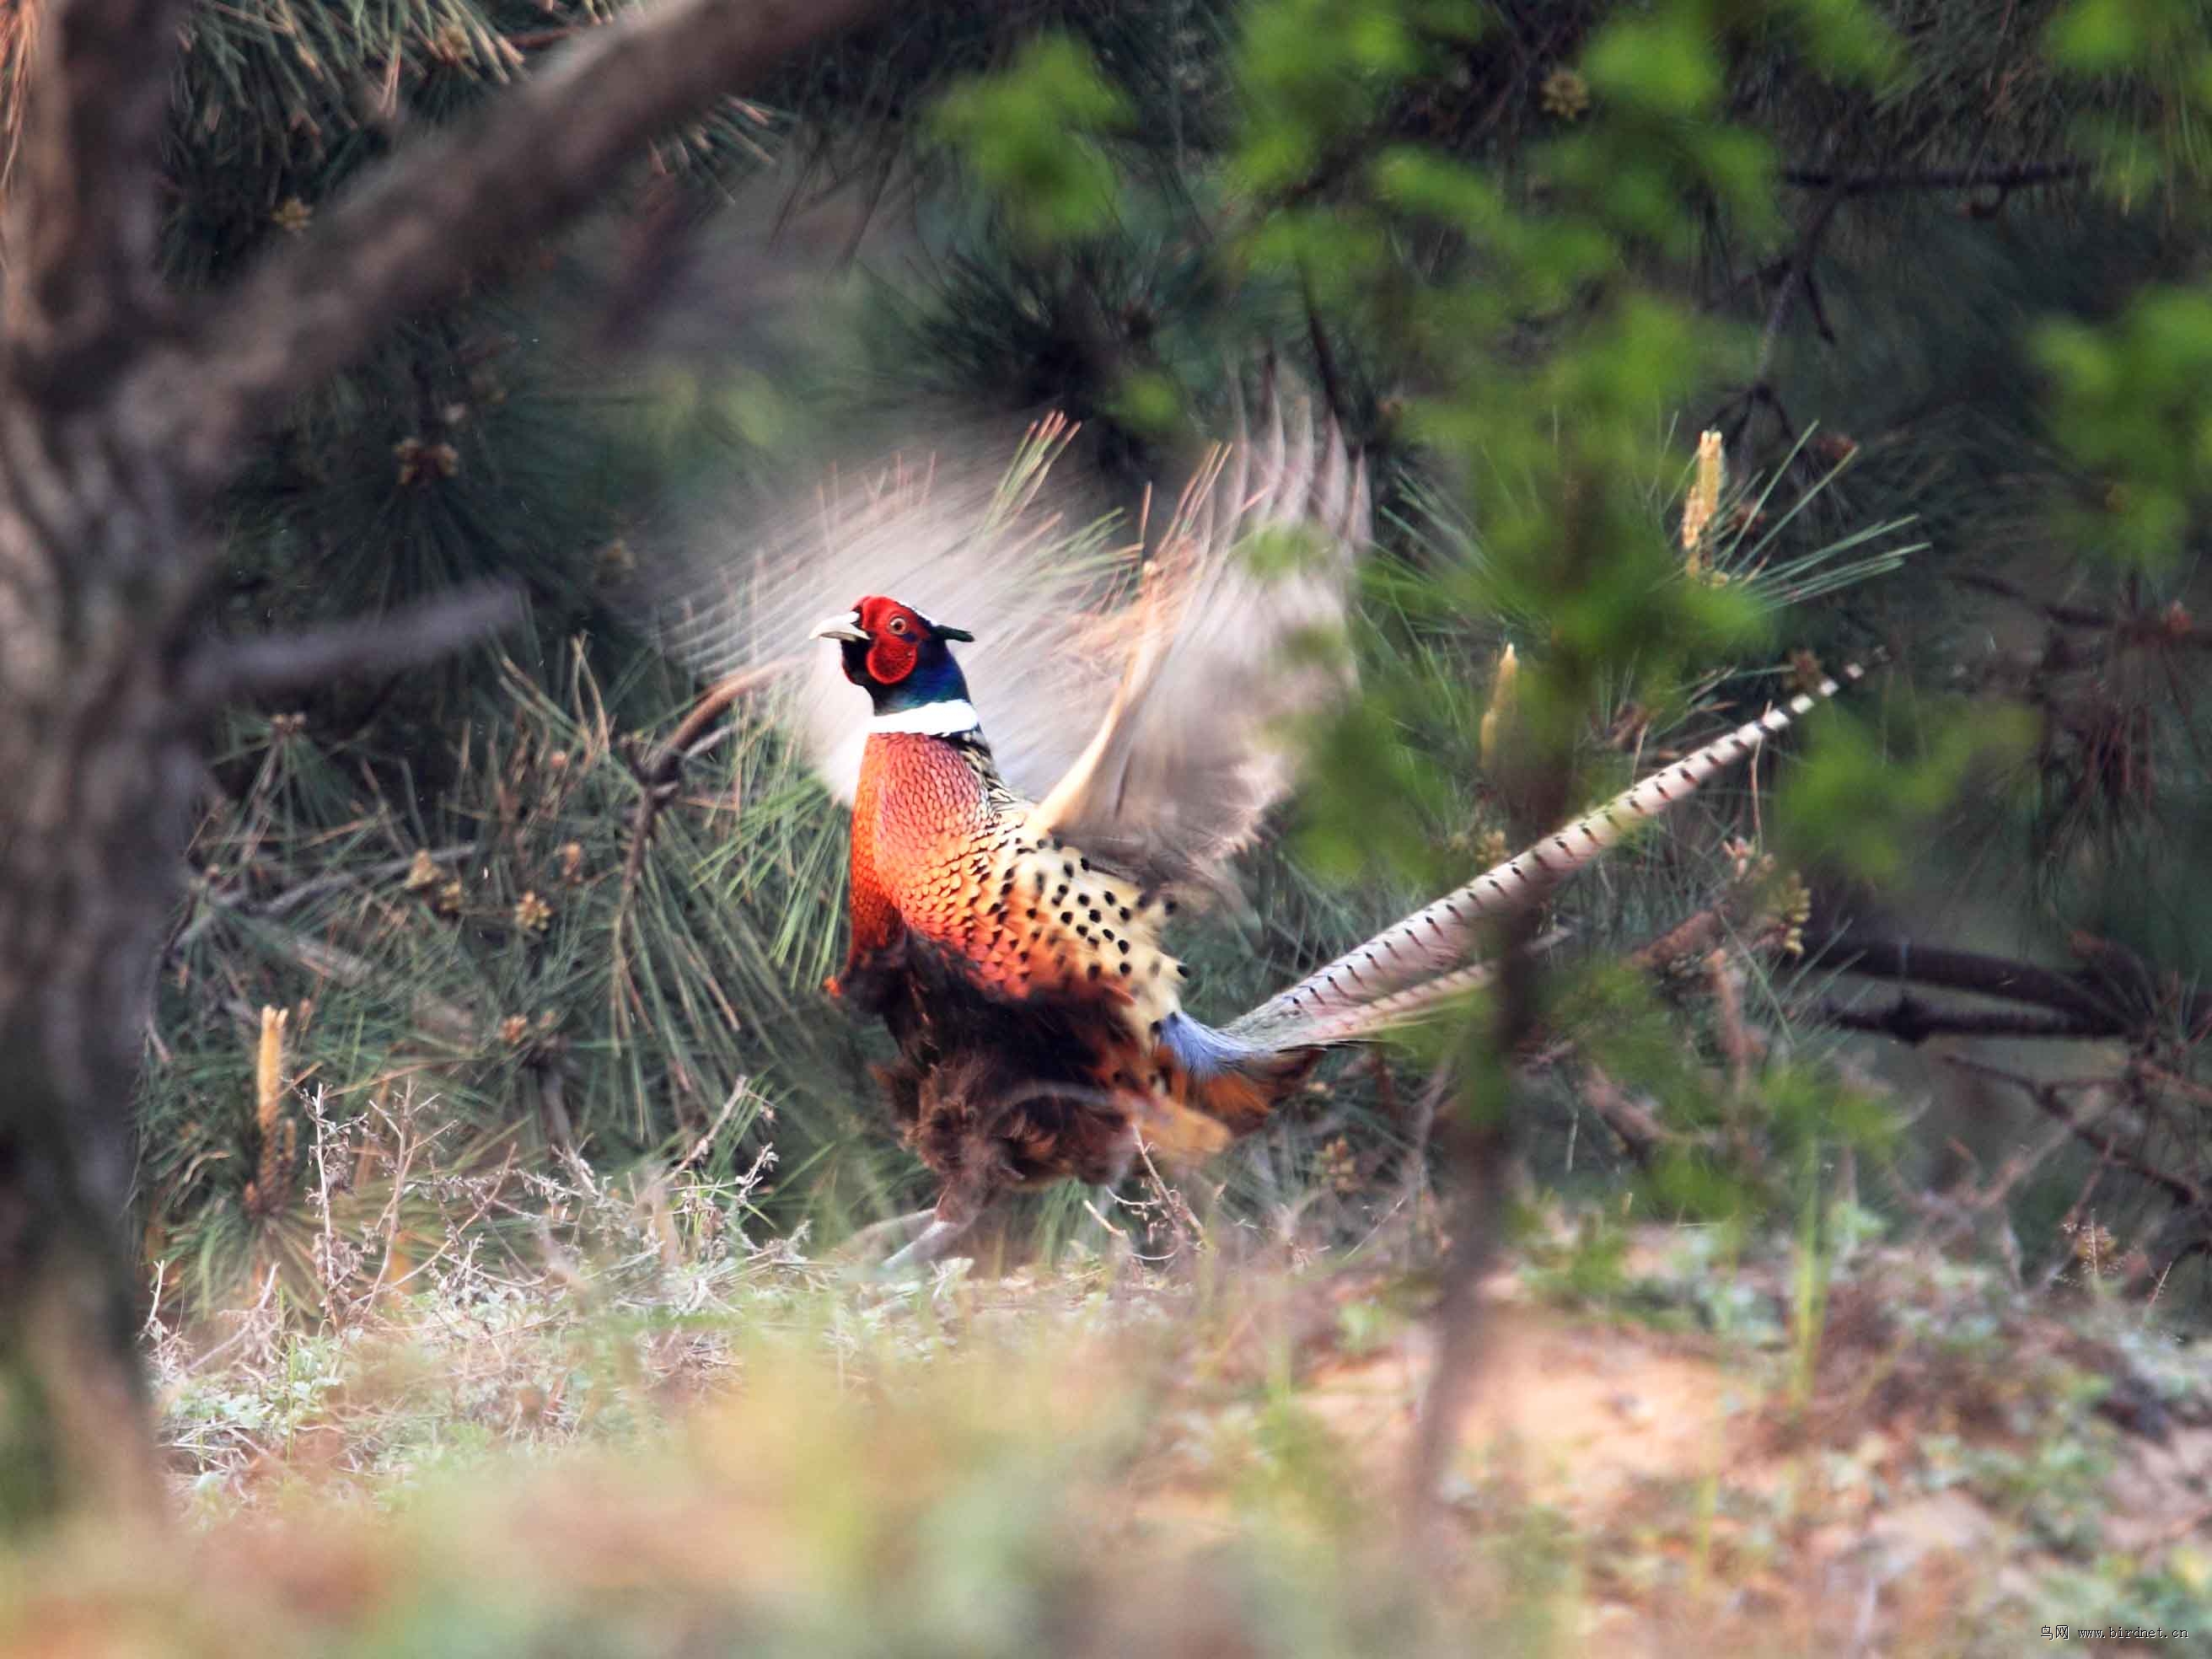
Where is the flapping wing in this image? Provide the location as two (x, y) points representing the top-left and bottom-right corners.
(1026, 390), (1370, 893)
(640, 388), (1367, 894)
(642, 414), (1136, 805)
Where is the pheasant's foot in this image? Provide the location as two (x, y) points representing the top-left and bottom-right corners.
(832, 1208), (980, 1285)
(834, 1208), (937, 1267)
(878, 1215), (977, 1278)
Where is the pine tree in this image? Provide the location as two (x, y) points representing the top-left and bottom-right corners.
(0, 0), (882, 1527)
(9, 0), (2212, 1527)
(112, 0), (2212, 1307)
(154, 0), (2212, 1308)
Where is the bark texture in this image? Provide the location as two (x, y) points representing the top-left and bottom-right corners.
(0, 0), (889, 1527)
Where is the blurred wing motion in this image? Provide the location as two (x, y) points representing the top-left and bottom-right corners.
(646, 411), (1119, 804)
(1028, 392), (1368, 892)
(644, 389), (1368, 894)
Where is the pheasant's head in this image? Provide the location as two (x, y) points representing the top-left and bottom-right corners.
(813, 595), (978, 727)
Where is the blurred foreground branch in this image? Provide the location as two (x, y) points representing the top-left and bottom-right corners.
(132, 0), (889, 486)
(181, 584), (526, 710)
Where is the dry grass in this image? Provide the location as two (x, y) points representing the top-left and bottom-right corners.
(9, 1152), (2204, 1658)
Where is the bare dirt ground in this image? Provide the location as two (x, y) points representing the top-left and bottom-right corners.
(5, 1222), (2204, 1657)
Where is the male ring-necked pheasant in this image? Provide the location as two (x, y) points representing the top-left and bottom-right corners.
(650, 392), (1870, 1269)
(809, 588), (1323, 1261)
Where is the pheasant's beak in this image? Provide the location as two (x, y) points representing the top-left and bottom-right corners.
(811, 611), (869, 644)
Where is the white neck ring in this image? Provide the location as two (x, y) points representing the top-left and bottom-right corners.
(869, 698), (980, 738)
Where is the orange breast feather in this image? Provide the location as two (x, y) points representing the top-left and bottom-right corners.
(846, 733), (1255, 1167)
(855, 735), (1181, 1019)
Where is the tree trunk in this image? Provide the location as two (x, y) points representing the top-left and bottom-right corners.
(0, 0), (889, 1529)
(0, 401), (199, 1524)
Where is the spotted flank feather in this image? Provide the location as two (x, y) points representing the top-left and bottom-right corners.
(837, 715), (1312, 1209)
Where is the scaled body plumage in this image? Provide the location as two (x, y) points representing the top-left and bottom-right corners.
(821, 595), (1308, 1236)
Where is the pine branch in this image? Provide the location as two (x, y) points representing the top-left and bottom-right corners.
(1760, 188), (1843, 377)
(1938, 1054), (2209, 1216)
(1297, 261), (1351, 429)
(1710, 186), (1840, 443)
(132, 0), (894, 488)
(1957, 572), (2212, 653)
(1627, 905), (1731, 971)
(1806, 996), (2113, 1044)
(1954, 571), (2118, 630)
(180, 583), (524, 711)
(619, 663), (789, 894)
(1779, 161), (2089, 196)
(1576, 1066), (1680, 1168)
(1708, 159), (2091, 444)
(1802, 927), (2134, 1032)
(168, 844), (477, 958)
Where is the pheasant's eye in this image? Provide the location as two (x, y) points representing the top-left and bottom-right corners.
(888, 616), (910, 636)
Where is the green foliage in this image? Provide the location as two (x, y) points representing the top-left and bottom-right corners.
(932, 35), (1133, 246)
(2048, 0), (2207, 75)
(2045, 0), (2212, 194)
(1232, 0), (1434, 192)
(2038, 286), (2212, 567)
(1930, 1420), (2118, 1554)
(104, 0), (2212, 1315)
(1776, 700), (2038, 883)
(2047, 1549), (2212, 1641)
(1518, 1206), (1635, 1305)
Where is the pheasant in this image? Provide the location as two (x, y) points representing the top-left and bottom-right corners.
(646, 391), (1873, 1270)
(808, 590), (1327, 1265)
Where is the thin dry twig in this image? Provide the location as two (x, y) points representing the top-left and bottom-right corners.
(1939, 1055), (2207, 1215)
(674, 1078), (751, 1174)
(620, 663), (790, 896)
(1891, 1116), (2075, 1261)
(1122, 1131), (1208, 1260)
(1577, 1066), (1681, 1168)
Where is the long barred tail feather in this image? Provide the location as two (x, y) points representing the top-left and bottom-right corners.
(1240, 926), (1575, 1050)
(1224, 659), (1875, 1054)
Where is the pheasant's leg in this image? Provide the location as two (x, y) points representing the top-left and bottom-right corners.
(876, 1194), (991, 1282)
(835, 1208), (938, 1265)
(879, 1211), (979, 1276)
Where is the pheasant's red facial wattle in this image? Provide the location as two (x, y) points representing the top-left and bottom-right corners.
(842, 593), (975, 692)
(865, 625), (920, 685)
(846, 595), (921, 685)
